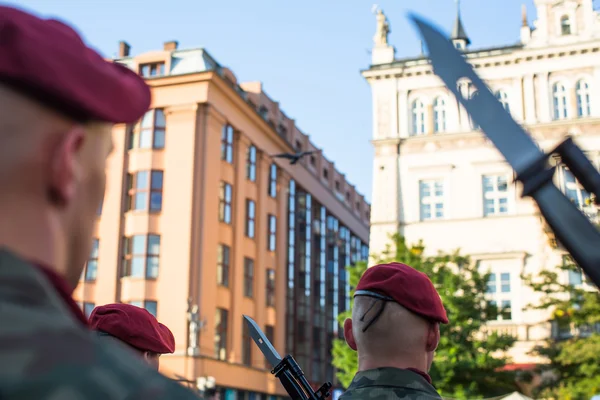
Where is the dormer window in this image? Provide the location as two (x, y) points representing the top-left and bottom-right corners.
(140, 62), (165, 78)
(560, 16), (571, 36)
(259, 106), (268, 120)
(455, 41), (463, 50)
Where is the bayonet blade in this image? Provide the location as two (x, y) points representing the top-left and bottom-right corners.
(408, 13), (545, 176)
(243, 315), (282, 368)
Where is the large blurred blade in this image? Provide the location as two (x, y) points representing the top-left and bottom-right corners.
(408, 13), (545, 176)
(243, 315), (282, 368)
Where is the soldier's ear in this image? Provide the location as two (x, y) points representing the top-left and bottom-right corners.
(425, 323), (440, 352)
(343, 318), (357, 351)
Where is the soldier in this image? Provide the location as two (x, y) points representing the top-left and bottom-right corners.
(340, 262), (448, 399)
(0, 5), (200, 399)
(89, 304), (176, 371)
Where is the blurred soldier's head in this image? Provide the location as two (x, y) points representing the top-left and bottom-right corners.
(343, 262), (448, 373)
(89, 303), (175, 370)
(0, 6), (149, 288)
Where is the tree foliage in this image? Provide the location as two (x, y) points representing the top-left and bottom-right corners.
(331, 234), (517, 399)
(523, 256), (600, 399)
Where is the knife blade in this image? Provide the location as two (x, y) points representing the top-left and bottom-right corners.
(408, 13), (544, 176)
(243, 315), (282, 368)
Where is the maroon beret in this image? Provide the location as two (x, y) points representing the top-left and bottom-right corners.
(89, 304), (175, 354)
(0, 6), (150, 123)
(355, 262), (449, 324)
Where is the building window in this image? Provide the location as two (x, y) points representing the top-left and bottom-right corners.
(268, 164), (277, 198)
(419, 180), (444, 221)
(128, 300), (158, 318)
(219, 182), (233, 224)
(244, 257), (254, 298)
(266, 269), (275, 307)
(246, 145), (257, 181)
(335, 181), (340, 191)
(268, 215), (277, 251)
(482, 175), (509, 216)
(323, 168), (329, 180)
(310, 155), (316, 166)
(127, 170), (163, 212)
(83, 302), (95, 318)
(139, 62), (165, 78)
(560, 15), (571, 35)
(552, 83), (568, 120)
(433, 97), (446, 133)
(217, 244), (230, 287)
(122, 234), (161, 279)
(221, 125), (234, 163)
(215, 308), (228, 360)
(576, 80), (591, 117)
(495, 91), (510, 113)
(557, 166), (591, 209)
(245, 199), (256, 238)
(242, 317), (252, 366)
(130, 109), (166, 150)
(487, 272), (512, 321)
(411, 99), (426, 136)
(84, 239), (99, 281)
(259, 106), (268, 120)
(295, 140), (302, 152)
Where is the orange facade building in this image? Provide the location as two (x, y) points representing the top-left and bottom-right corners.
(74, 40), (370, 399)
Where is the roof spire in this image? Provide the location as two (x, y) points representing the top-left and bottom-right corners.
(521, 4), (528, 27)
(451, 0), (471, 46)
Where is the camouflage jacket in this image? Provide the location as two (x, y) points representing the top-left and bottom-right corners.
(340, 367), (442, 399)
(0, 249), (199, 399)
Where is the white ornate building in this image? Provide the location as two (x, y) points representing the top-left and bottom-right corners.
(363, 0), (600, 366)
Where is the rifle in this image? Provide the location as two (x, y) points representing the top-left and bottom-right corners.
(243, 315), (332, 400)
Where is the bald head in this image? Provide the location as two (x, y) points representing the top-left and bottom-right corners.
(0, 83), (114, 287)
(344, 297), (440, 373)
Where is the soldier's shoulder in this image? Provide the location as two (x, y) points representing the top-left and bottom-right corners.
(340, 386), (441, 400)
(0, 309), (198, 399)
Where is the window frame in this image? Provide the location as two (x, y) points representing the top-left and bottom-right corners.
(121, 234), (161, 279)
(246, 145), (257, 181)
(268, 164), (277, 198)
(266, 269), (276, 307)
(127, 170), (164, 212)
(139, 62), (165, 78)
(221, 125), (234, 163)
(433, 96), (447, 133)
(219, 182), (233, 224)
(129, 109), (166, 150)
(482, 174), (510, 217)
(419, 179), (445, 221)
(84, 238), (99, 281)
(552, 82), (569, 120)
(576, 80), (591, 118)
(267, 214), (277, 251)
(214, 308), (229, 361)
(245, 199), (256, 239)
(244, 257), (254, 298)
(217, 244), (231, 287)
(411, 99), (426, 136)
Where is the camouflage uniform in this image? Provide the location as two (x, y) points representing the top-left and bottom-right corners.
(340, 367), (441, 399)
(0, 249), (200, 399)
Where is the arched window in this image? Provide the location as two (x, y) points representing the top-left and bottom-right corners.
(560, 16), (571, 35)
(576, 80), (591, 117)
(495, 91), (510, 113)
(552, 83), (568, 120)
(433, 97), (447, 133)
(411, 99), (426, 136)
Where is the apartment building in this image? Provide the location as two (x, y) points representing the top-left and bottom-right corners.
(74, 40), (370, 399)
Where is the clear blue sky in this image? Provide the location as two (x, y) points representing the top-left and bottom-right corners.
(7, 0), (536, 202)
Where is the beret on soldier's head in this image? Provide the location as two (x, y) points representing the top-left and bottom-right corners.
(0, 6), (150, 123)
(89, 304), (175, 354)
(354, 262), (449, 324)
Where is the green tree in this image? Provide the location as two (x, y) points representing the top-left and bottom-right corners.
(523, 256), (600, 399)
(331, 234), (517, 399)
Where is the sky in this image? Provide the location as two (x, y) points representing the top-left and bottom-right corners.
(7, 0), (538, 202)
